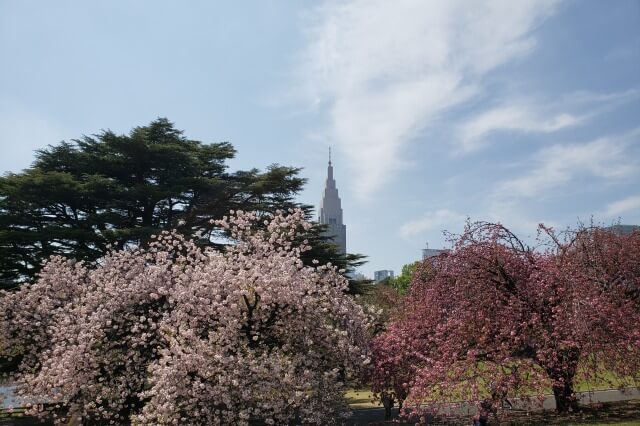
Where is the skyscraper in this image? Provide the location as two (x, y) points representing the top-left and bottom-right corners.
(319, 149), (346, 253)
(374, 270), (394, 283)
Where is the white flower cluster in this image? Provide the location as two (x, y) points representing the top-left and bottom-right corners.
(0, 209), (371, 425)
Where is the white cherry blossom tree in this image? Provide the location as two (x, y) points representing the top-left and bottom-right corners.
(0, 209), (371, 425)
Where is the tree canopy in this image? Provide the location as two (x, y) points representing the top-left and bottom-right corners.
(0, 210), (371, 425)
(370, 222), (640, 417)
(386, 261), (420, 295)
(0, 118), (365, 289)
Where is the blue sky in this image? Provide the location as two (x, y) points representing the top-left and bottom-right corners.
(1, 0), (639, 277)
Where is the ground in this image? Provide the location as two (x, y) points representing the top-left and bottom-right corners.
(2, 390), (640, 424)
(346, 399), (640, 425)
(3, 401), (640, 425)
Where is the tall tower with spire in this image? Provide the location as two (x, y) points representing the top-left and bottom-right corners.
(319, 148), (346, 253)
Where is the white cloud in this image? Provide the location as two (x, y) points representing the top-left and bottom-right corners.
(455, 89), (639, 154)
(456, 105), (584, 154)
(399, 209), (465, 239)
(496, 131), (638, 199)
(295, 0), (560, 198)
(561, 89), (639, 105)
(602, 195), (640, 218)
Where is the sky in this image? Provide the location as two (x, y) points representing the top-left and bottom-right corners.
(1, 0), (639, 278)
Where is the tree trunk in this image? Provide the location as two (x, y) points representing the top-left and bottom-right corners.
(382, 394), (394, 420)
(547, 348), (580, 413)
(142, 201), (155, 228)
(552, 379), (579, 413)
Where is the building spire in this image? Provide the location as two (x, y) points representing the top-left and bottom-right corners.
(319, 148), (346, 253)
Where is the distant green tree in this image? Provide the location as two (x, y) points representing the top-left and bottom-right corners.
(0, 118), (365, 290)
(388, 261), (420, 294)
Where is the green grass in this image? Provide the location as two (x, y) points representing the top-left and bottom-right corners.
(346, 368), (637, 409)
(344, 388), (379, 408)
(345, 381), (637, 410)
(0, 407), (26, 419)
(574, 368), (635, 392)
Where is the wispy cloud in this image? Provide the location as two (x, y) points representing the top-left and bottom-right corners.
(295, 0), (560, 198)
(601, 195), (640, 219)
(399, 209), (465, 239)
(455, 89), (639, 154)
(456, 105), (584, 154)
(495, 130), (639, 199)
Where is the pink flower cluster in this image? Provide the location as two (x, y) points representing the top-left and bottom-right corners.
(0, 209), (371, 425)
(370, 223), (640, 416)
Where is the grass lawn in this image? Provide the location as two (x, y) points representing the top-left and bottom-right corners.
(346, 370), (638, 409)
(345, 388), (380, 408)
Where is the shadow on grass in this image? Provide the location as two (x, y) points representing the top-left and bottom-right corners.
(352, 399), (640, 425)
(2, 399), (640, 425)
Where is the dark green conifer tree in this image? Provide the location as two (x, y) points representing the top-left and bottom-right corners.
(0, 118), (366, 291)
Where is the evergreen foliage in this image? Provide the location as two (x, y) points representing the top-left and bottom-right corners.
(0, 118), (365, 290)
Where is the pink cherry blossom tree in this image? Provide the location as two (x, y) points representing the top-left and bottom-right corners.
(0, 209), (371, 425)
(370, 222), (640, 416)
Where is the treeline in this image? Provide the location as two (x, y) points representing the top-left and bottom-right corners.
(0, 118), (367, 292)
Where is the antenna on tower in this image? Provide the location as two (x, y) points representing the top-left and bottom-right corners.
(329, 146), (332, 165)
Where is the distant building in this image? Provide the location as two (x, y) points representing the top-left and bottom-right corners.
(374, 270), (394, 283)
(606, 224), (640, 235)
(352, 272), (369, 281)
(318, 149), (346, 253)
(422, 242), (449, 260)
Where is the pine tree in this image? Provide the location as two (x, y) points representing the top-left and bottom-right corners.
(0, 118), (366, 290)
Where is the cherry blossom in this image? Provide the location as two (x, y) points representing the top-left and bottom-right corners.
(370, 222), (640, 416)
(0, 209), (371, 425)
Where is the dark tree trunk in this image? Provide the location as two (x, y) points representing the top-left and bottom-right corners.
(552, 379), (579, 413)
(382, 394), (394, 420)
(142, 201), (155, 227)
(546, 348), (580, 413)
